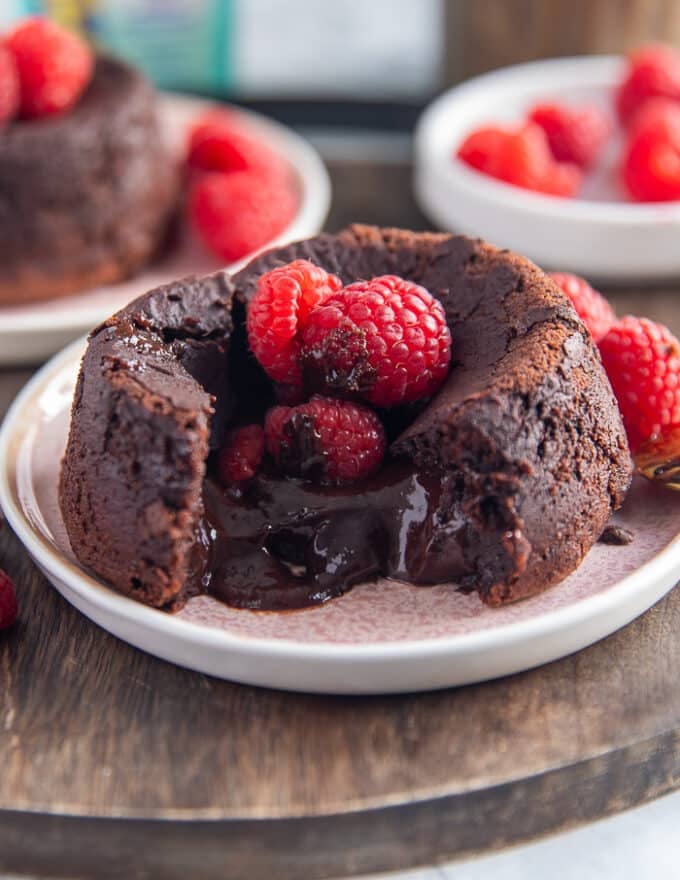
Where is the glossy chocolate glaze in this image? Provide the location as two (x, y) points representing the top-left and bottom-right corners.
(196, 463), (447, 610)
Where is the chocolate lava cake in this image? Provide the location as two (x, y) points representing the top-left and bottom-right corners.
(59, 225), (633, 611)
(0, 56), (177, 305)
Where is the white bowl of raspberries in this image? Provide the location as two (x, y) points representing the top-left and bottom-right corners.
(415, 45), (680, 281)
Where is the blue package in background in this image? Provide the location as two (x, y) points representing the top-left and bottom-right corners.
(0, 0), (233, 92)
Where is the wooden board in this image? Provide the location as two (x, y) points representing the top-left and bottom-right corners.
(446, 0), (680, 85)
(0, 161), (679, 879)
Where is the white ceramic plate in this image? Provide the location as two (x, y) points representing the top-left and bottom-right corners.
(1, 341), (679, 694)
(0, 94), (331, 366)
(414, 56), (680, 281)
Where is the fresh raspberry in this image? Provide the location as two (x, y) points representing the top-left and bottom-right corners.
(496, 124), (583, 196)
(5, 17), (94, 119)
(617, 44), (680, 124)
(534, 161), (584, 197)
(549, 272), (616, 342)
(457, 123), (582, 197)
(528, 102), (610, 168)
(186, 110), (290, 183)
(188, 170), (298, 263)
(264, 395), (386, 485)
(217, 424), (265, 484)
(0, 570), (18, 630)
(0, 45), (19, 126)
(598, 316), (680, 452)
(456, 126), (510, 173)
(247, 260), (342, 386)
(300, 275), (451, 408)
(492, 124), (582, 197)
(627, 97), (680, 139)
(622, 98), (680, 201)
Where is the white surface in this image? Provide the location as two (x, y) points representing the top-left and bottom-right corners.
(0, 93), (331, 366)
(414, 56), (680, 281)
(0, 341), (679, 694)
(343, 789), (680, 880)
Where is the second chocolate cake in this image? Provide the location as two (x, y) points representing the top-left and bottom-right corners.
(59, 225), (633, 611)
(0, 56), (177, 305)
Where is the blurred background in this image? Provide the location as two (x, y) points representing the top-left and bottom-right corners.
(4, 0), (680, 233)
(2, 0), (680, 128)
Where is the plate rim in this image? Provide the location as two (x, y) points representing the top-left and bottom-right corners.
(1, 339), (679, 665)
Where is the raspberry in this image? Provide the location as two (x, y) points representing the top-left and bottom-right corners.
(186, 110), (290, 182)
(5, 17), (94, 119)
(217, 424), (265, 484)
(456, 126), (510, 173)
(627, 97), (680, 138)
(549, 272), (616, 342)
(617, 44), (680, 124)
(492, 124), (582, 197)
(247, 260), (342, 386)
(528, 102), (610, 168)
(300, 275), (451, 408)
(0, 45), (19, 126)
(622, 98), (680, 201)
(0, 570), (18, 630)
(457, 123), (582, 197)
(189, 170), (298, 263)
(264, 395), (386, 485)
(535, 161), (584, 197)
(598, 316), (680, 452)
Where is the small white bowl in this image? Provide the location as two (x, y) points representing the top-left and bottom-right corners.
(414, 56), (680, 282)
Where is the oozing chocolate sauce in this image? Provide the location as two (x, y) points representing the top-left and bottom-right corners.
(193, 461), (459, 610)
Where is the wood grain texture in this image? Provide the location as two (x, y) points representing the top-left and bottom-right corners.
(446, 0), (680, 83)
(0, 161), (679, 878)
(0, 514), (678, 879)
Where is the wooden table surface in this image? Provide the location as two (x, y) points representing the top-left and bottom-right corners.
(1, 160), (679, 880)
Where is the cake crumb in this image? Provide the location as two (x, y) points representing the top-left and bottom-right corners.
(599, 524), (634, 545)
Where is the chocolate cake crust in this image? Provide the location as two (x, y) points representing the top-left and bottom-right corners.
(59, 225), (633, 609)
(0, 56), (177, 305)
(60, 272), (234, 608)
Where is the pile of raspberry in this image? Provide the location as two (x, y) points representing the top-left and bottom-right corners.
(0, 16), (93, 124)
(456, 43), (680, 203)
(217, 260), (452, 487)
(185, 110), (300, 262)
(549, 271), (680, 455)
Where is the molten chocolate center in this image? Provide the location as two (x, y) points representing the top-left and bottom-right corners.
(192, 461), (459, 610)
